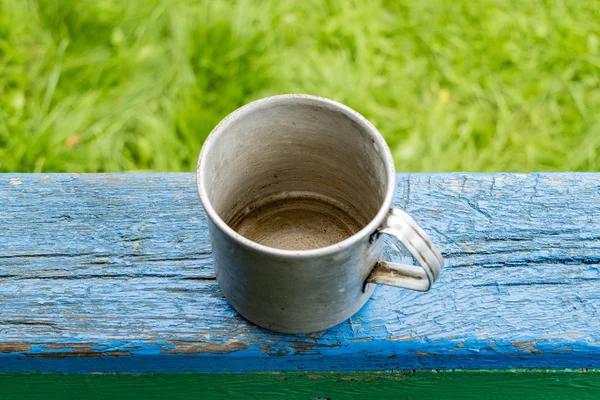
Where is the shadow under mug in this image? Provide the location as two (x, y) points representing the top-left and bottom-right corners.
(197, 94), (443, 333)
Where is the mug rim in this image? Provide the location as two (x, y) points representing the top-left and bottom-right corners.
(196, 94), (396, 258)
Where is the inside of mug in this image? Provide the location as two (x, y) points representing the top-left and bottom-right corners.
(201, 97), (390, 250)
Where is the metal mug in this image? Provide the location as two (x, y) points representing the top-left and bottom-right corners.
(196, 94), (443, 333)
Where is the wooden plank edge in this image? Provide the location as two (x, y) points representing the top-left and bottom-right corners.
(1, 338), (600, 373)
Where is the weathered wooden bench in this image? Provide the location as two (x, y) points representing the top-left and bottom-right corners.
(1, 173), (599, 398)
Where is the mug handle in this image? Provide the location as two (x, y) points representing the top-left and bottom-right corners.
(366, 208), (444, 292)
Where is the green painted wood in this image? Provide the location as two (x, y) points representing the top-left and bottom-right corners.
(0, 370), (599, 400)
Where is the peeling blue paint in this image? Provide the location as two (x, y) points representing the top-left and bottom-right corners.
(87, 341), (175, 355)
(2, 338), (600, 373)
(29, 345), (73, 354)
(0, 173), (599, 373)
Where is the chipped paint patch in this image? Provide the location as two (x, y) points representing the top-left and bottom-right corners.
(348, 337), (374, 343)
(390, 335), (414, 341)
(416, 351), (439, 357)
(162, 340), (249, 355)
(512, 340), (542, 354)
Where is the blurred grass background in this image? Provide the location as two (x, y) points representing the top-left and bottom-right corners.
(1, 0), (599, 172)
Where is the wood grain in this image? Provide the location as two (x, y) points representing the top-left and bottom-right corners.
(0, 173), (599, 372)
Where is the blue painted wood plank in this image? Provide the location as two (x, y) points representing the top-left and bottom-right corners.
(0, 173), (599, 373)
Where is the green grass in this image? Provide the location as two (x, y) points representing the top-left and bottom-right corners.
(1, 0), (599, 172)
